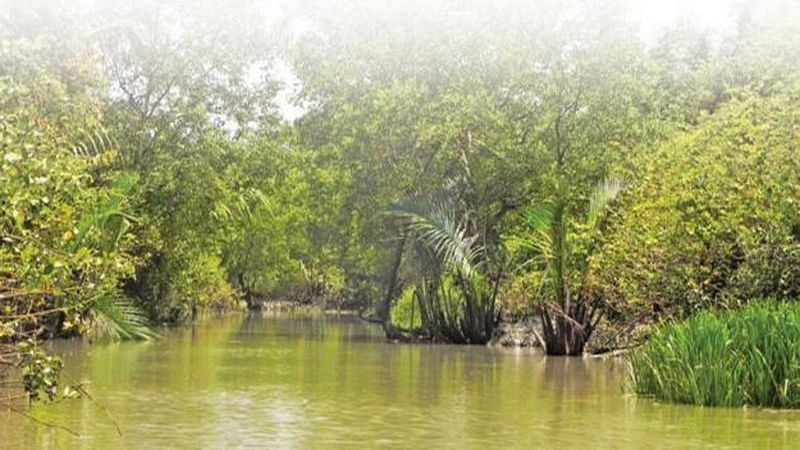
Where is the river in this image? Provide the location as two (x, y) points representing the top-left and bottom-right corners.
(1, 313), (798, 448)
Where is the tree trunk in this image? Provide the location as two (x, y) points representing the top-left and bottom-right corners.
(377, 234), (407, 340)
(539, 305), (593, 356)
(237, 272), (261, 310)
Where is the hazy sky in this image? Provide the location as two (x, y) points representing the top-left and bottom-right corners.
(269, 0), (745, 121)
(632, 0), (739, 40)
(4, 0), (748, 122)
(8, 0), (744, 38)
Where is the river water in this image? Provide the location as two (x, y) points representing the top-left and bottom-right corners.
(1, 313), (799, 448)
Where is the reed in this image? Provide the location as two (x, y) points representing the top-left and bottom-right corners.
(629, 300), (800, 408)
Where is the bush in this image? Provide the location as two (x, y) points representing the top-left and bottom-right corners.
(597, 88), (800, 324)
(629, 299), (800, 408)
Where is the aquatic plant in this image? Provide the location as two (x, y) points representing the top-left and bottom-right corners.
(629, 300), (800, 408)
(510, 178), (622, 355)
(387, 203), (502, 344)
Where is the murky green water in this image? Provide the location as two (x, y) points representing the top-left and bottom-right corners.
(2, 314), (799, 448)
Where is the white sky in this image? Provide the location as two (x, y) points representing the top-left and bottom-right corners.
(631, 0), (740, 41)
(245, 0), (743, 40)
(49, 0), (745, 44)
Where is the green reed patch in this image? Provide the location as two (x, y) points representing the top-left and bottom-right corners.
(629, 300), (800, 408)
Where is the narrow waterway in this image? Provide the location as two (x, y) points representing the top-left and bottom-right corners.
(1, 313), (798, 448)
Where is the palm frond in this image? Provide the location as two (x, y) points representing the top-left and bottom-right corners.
(505, 230), (551, 271)
(524, 204), (553, 231)
(588, 177), (623, 230)
(66, 171), (139, 253)
(71, 127), (117, 158)
(213, 187), (272, 222)
(88, 296), (158, 341)
(388, 204), (484, 279)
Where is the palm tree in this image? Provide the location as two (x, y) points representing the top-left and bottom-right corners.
(70, 171), (157, 340)
(385, 203), (502, 344)
(87, 295), (158, 340)
(514, 178), (622, 355)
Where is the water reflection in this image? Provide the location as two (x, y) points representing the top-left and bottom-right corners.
(1, 314), (799, 448)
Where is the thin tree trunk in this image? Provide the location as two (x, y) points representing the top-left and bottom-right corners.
(377, 233), (407, 340)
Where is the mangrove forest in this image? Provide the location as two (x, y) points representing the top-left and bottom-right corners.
(2, 0), (800, 447)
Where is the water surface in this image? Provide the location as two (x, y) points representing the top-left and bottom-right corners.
(2, 314), (799, 448)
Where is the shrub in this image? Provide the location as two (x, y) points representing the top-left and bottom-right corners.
(596, 88), (800, 326)
(629, 299), (800, 408)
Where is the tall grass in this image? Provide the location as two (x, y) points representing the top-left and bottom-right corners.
(629, 300), (800, 408)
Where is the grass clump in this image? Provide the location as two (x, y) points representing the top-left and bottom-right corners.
(629, 299), (800, 408)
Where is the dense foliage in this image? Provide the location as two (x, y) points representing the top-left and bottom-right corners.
(595, 87), (800, 344)
(630, 300), (800, 408)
